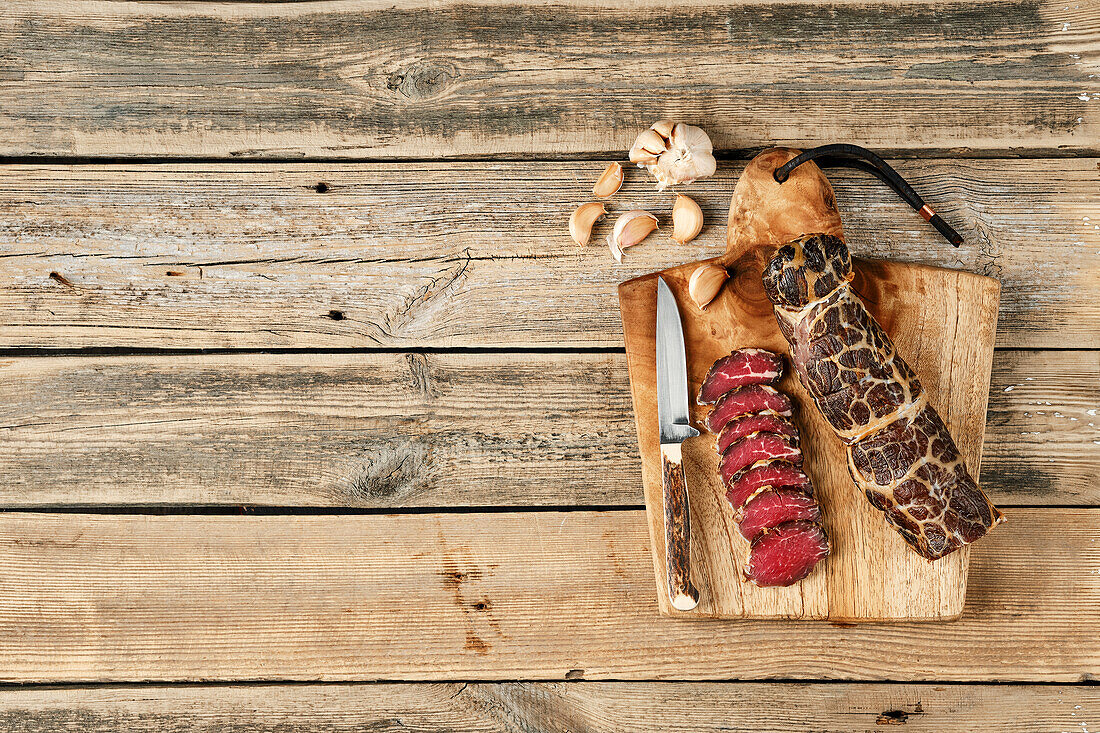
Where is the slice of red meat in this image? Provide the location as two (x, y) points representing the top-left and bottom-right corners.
(725, 459), (812, 514)
(698, 348), (785, 403)
(738, 488), (821, 541)
(716, 411), (799, 454)
(704, 385), (793, 433)
(744, 520), (830, 587)
(718, 432), (802, 487)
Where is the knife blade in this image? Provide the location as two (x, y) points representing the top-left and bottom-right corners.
(655, 276), (700, 611)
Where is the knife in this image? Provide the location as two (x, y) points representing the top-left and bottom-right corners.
(655, 276), (701, 611)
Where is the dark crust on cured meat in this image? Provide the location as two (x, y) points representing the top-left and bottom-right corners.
(704, 384), (794, 433)
(849, 403), (1001, 558)
(762, 233), (1003, 559)
(697, 348), (785, 404)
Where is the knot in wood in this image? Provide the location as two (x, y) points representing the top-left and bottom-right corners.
(387, 61), (455, 100)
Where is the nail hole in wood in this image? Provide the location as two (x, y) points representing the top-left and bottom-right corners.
(48, 271), (75, 288)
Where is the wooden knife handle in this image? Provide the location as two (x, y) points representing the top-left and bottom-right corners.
(660, 442), (699, 611)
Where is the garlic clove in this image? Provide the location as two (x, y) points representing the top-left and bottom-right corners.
(607, 210), (658, 262)
(592, 162), (624, 198)
(671, 194), (704, 244)
(629, 129), (667, 165)
(569, 202), (607, 246)
(650, 119), (676, 139)
(688, 263), (729, 310)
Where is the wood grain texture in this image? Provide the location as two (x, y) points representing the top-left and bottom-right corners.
(1, 159), (1097, 349)
(0, 350), (1095, 508)
(0, 508), (1095, 683)
(620, 255), (999, 619)
(1, 0), (1097, 158)
(0, 682), (1095, 732)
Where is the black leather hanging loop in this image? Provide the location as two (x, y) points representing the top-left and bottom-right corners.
(773, 143), (963, 247)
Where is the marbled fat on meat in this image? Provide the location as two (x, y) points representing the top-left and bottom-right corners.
(704, 384), (793, 433)
(718, 432), (802, 487)
(697, 348), (785, 403)
(716, 411), (799, 454)
(724, 459), (813, 516)
(738, 488), (821, 541)
(762, 234), (1003, 559)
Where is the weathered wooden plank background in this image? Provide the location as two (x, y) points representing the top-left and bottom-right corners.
(2, 0), (1098, 158)
(0, 510), (1097, 683)
(0, 350), (1095, 507)
(2, 160), (1096, 349)
(2, 0), (1098, 726)
(0, 682), (1093, 732)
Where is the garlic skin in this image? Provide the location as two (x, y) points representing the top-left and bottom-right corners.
(628, 121), (717, 190)
(607, 210), (658, 262)
(592, 162), (623, 198)
(688, 263), (729, 310)
(671, 194), (703, 244)
(569, 202), (607, 246)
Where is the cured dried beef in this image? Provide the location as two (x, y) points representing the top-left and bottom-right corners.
(697, 348), (784, 403)
(738, 488), (821, 541)
(744, 521), (830, 587)
(718, 432), (802, 487)
(699, 348), (830, 587)
(724, 459), (812, 515)
(762, 233), (1003, 559)
(716, 411), (799, 454)
(704, 384), (793, 433)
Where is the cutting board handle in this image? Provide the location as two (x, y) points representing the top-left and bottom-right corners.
(660, 442), (699, 611)
(725, 147), (844, 261)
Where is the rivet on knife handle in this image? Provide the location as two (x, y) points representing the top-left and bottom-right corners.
(660, 441), (698, 610)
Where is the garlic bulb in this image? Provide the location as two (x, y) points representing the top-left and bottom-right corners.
(629, 121), (716, 190)
(569, 202), (607, 246)
(688, 263), (729, 310)
(671, 194), (703, 244)
(607, 210), (658, 262)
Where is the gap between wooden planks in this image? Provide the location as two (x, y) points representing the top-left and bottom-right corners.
(0, 350), (1095, 508)
(0, 509), (1096, 683)
(1, 0), (1097, 158)
(0, 160), (1097, 349)
(0, 681), (1094, 732)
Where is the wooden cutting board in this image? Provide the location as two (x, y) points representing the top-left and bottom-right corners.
(618, 247), (1000, 621)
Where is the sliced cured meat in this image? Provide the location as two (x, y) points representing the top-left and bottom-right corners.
(697, 348), (785, 403)
(716, 411), (799, 454)
(744, 520), (830, 587)
(697, 349), (830, 586)
(763, 233), (1003, 559)
(724, 459), (812, 514)
(704, 384), (793, 434)
(718, 432), (802, 487)
(738, 488), (821, 541)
